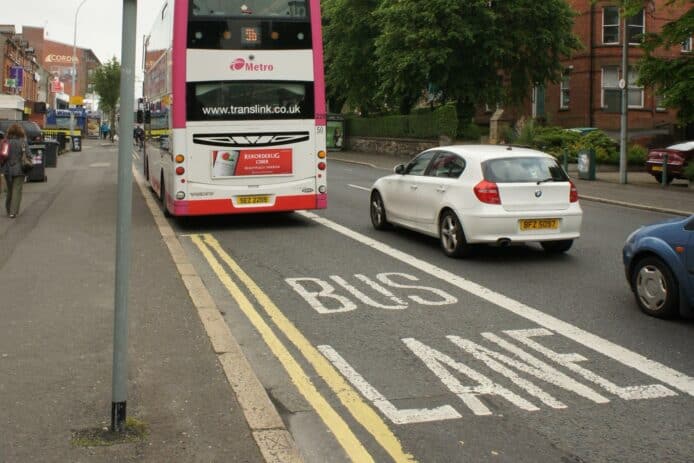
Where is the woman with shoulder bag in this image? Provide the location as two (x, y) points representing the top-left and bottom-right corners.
(2, 123), (31, 218)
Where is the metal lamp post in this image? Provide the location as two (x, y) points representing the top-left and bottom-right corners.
(619, 7), (629, 185)
(70, 0), (89, 139)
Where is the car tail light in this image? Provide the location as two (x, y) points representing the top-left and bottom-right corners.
(570, 180), (579, 202)
(668, 152), (683, 164)
(474, 180), (501, 204)
(175, 166), (185, 175)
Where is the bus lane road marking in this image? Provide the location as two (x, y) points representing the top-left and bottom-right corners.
(189, 233), (416, 463)
(298, 211), (694, 398)
(289, 272), (674, 422)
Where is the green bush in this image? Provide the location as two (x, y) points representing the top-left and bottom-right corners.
(458, 122), (482, 141)
(627, 144), (648, 166)
(509, 120), (580, 157)
(683, 162), (694, 181)
(533, 126), (581, 157)
(345, 104), (458, 140)
(568, 130), (618, 164)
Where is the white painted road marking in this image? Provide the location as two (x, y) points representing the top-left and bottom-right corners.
(318, 345), (462, 424)
(348, 184), (370, 191)
(298, 211), (694, 397)
(286, 272), (457, 314)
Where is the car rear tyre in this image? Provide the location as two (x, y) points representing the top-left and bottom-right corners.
(541, 239), (574, 254)
(653, 173), (674, 184)
(370, 191), (390, 230)
(631, 256), (679, 318)
(439, 210), (471, 258)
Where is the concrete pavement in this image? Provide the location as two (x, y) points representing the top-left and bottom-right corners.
(0, 140), (691, 463)
(0, 139), (294, 463)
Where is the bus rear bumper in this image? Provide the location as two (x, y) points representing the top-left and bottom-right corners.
(171, 194), (327, 216)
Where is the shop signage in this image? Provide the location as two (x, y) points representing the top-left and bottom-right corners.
(9, 66), (23, 88)
(45, 54), (79, 64)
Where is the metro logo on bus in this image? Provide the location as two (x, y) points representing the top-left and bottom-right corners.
(230, 58), (274, 72)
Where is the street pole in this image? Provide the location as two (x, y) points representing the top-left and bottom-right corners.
(112, 0), (137, 433)
(619, 9), (629, 185)
(70, 0), (88, 141)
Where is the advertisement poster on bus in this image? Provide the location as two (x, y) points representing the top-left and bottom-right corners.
(212, 149), (292, 177)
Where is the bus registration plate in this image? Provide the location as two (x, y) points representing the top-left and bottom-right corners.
(237, 195), (270, 205)
(519, 219), (559, 231)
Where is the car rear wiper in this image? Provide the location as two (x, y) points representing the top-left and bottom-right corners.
(536, 177), (554, 184)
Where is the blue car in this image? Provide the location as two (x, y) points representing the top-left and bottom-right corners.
(623, 215), (694, 318)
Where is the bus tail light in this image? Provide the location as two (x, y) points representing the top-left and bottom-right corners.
(176, 191), (185, 200)
(175, 154), (185, 163)
(176, 166), (185, 175)
(318, 162), (326, 171)
(318, 185), (327, 194)
(317, 150), (326, 159)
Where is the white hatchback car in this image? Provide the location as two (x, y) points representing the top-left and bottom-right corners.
(369, 145), (583, 257)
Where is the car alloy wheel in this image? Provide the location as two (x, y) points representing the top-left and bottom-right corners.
(632, 256), (679, 318)
(439, 210), (471, 258)
(370, 191), (389, 230)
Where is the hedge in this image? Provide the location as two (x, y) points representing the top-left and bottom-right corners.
(346, 104), (458, 140)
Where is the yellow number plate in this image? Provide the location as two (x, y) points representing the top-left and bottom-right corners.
(519, 219), (559, 231)
(651, 165), (663, 172)
(237, 195), (270, 205)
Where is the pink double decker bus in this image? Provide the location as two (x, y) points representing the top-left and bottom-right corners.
(143, 0), (327, 216)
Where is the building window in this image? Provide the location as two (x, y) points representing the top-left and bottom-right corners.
(602, 66), (620, 112)
(655, 91), (666, 111)
(603, 7), (620, 44)
(602, 66), (644, 111)
(560, 73), (570, 109)
(604, 7), (645, 45)
(628, 67), (643, 108)
(683, 37), (693, 52)
(627, 10), (645, 44)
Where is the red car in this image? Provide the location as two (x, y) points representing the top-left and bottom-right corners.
(645, 141), (694, 184)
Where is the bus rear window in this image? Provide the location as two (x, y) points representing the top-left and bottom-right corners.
(188, 20), (311, 49)
(190, 0), (308, 18)
(187, 81), (314, 121)
(188, 1), (311, 50)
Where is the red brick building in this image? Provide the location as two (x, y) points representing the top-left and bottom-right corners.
(478, 0), (691, 140)
(21, 26), (101, 107)
(1, 26), (42, 102)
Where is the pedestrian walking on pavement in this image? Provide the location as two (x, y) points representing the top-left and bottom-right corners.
(2, 123), (30, 218)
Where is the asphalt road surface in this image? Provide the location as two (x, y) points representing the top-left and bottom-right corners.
(137, 155), (694, 463)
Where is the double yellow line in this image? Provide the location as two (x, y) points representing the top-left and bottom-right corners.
(190, 234), (416, 463)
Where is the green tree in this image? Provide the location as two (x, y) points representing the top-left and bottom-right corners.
(322, 0), (382, 115)
(638, 1), (694, 124)
(91, 57), (121, 138)
(373, 0), (581, 115)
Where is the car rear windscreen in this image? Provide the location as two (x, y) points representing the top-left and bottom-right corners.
(483, 157), (569, 183)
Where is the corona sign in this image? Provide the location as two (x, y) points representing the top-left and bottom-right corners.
(45, 54), (79, 64)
